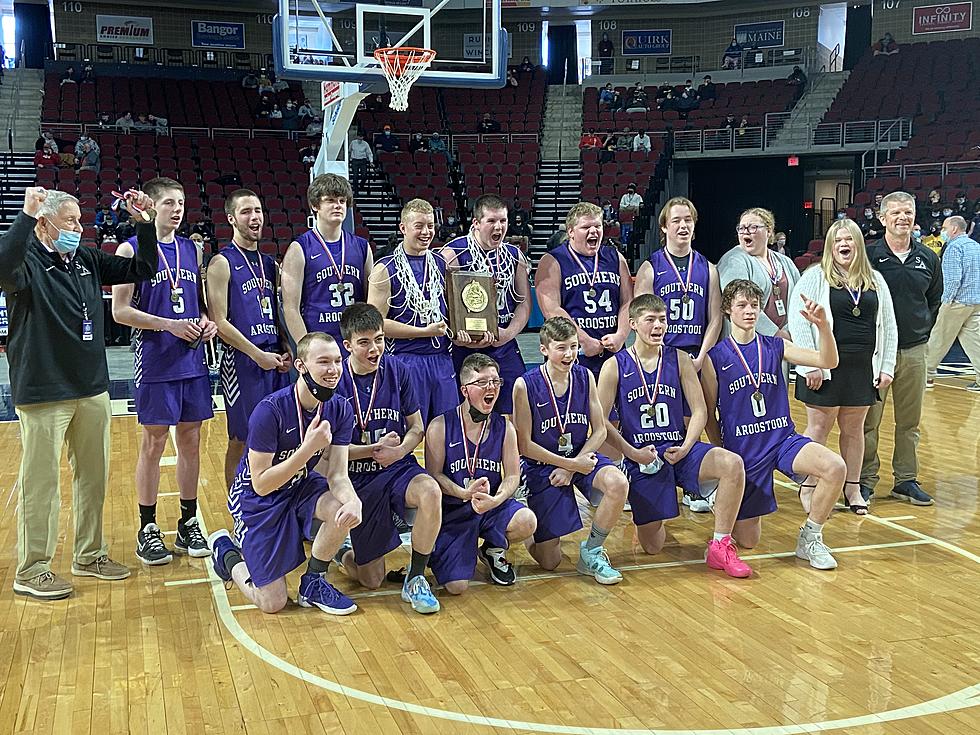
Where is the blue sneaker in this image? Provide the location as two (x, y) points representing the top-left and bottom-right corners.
(576, 541), (623, 585)
(208, 529), (240, 583)
(297, 572), (357, 615)
(401, 574), (440, 614)
(890, 481), (934, 506)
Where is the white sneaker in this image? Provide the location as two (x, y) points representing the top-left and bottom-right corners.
(682, 494), (713, 513)
(796, 529), (838, 570)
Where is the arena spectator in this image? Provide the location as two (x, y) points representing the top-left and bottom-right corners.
(378, 125), (399, 152)
(632, 129), (652, 153)
(80, 64), (95, 83)
(722, 38), (742, 69)
(615, 127), (633, 151)
(73, 133), (99, 160)
(438, 215), (464, 243)
(698, 75), (717, 101)
(872, 32), (899, 56)
(579, 129), (603, 149)
(787, 66), (807, 86)
(970, 200), (980, 243)
(598, 32), (614, 75)
(132, 114), (154, 132)
(61, 66), (77, 86)
(507, 69), (519, 87)
(546, 223), (567, 251)
(1, 187), (158, 600)
(659, 89), (678, 111)
(305, 119), (323, 138)
(619, 183), (642, 215)
(281, 99), (300, 130)
(34, 146), (60, 169)
(428, 131), (451, 163)
(599, 83), (615, 106)
(35, 131), (58, 154)
(921, 221), (943, 255)
(724, 113), (737, 129)
(479, 112), (501, 134)
(789, 218), (897, 516)
(409, 132), (427, 153)
(348, 131), (374, 195)
(519, 56), (534, 72)
(954, 192), (970, 217)
(606, 89), (624, 112)
(625, 86), (648, 113)
(862, 191), (941, 506)
(95, 205), (119, 245)
(601, 200), (617, 224)
(256, 94), (273, 118)
(507, 212), (533, 253)
(149, 115), (168, 133)
(115, 112), (133, 133)
(271, 71), (289, 93)
(257, 71), (274, 94)
(926, 215), (980, 391)
(269, 104), (282, 119)
(297, 99), (316, 126)
(677, 91), (699, 117)
(774, 231), (788, 255)
(241, 71), (259, 89)
(77, 144), (101, 174)
(859, 206), (883, 240)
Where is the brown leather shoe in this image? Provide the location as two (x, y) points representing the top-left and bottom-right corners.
(72, 555), (131, 581)
(13, 571), (73, 599)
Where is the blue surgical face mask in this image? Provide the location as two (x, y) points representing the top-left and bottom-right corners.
(939, 230), (950, 244)
(53, 227), (81, 254)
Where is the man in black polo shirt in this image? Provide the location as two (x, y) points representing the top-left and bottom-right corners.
(0, 187), (157, 599)
(861, 191), (942, 506)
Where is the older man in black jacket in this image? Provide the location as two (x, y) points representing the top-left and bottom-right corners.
(0, 186), (157, 600)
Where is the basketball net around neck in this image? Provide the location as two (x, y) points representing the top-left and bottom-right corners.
(465, 229), (525, 320)
(390, 245), (444, 326)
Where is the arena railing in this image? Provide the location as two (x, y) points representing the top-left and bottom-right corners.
(862, 159), (980, 185)
(587, 47), (808, 79)
(40, 122), (306, 142)
(673, 117), (912, 154)
(47, 43), (271, 71)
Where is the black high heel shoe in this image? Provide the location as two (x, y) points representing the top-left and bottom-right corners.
(843, 481), (868, 515)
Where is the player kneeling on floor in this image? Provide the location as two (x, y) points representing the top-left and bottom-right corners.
(702, 280), (847, 570)
(513, 317), (629, 585)
(425, 354), (537, 594)
(597, 294), (752, 578)
(333, 303), (442, 614)
(208, 332), (362, 614)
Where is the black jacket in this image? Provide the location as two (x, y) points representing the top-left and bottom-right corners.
(0, 211), (157, 406)
(866, 237), (942, 349)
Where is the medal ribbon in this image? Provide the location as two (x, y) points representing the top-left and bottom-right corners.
(231, 242), (268, 298)
(156, 240), (181, 294)
(346, 360), (380, 433)
(662, 250), (692, 300)
(729, 336), (763, 395)
(566, 244), (599, 293)
(628, 347), (664, 407)
(294, 384), (322, 443)
(457, 405), (488, 479)
(312, 227), (347, 283)
(541, 364), (573, 438)
(845, 285), (862, 310)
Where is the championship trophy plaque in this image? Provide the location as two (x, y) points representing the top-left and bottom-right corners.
(445, 268), (499, 340)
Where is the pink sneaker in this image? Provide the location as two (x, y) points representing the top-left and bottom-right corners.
(705, 537), (752, 578)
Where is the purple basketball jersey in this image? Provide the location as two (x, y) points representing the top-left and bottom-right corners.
(218, 244), (280, 351)
(295, 229), (369, 343)
(232, 386), (354, 497)
(335, 356), (420, 476)
(647, 248), (711, 351)
(521, 364), (593, 463)
(550, 243), (622, 343)
(613, 347), (687, 452)
(128, 234), (206, 385)
(708, 335), (795, 462)
(440, 407), (507, 506)
(378, 248), (449, 355)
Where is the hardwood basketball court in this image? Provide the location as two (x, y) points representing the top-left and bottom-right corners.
(0, 378), (978, 735)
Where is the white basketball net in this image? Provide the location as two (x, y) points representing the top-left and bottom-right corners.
(374, 47), (437, 111)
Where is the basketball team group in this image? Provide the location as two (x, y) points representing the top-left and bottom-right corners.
(9, 173), (944, 613)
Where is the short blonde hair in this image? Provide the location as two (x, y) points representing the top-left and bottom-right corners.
(400, 198), (434, 222)
(565, 202), (603, 233)
(821, 219), (877, 291)
(658, 197), (698, 243)
(739, 207), (775, 244)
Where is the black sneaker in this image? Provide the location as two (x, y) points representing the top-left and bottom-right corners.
(175, 518), (210, 558)
(392, 512), (412, 544)
(137, 523), (173, 566)
(890, 481), (934, 506)
(478, 543), (517, 586)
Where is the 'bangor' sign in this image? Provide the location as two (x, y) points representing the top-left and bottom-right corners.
(191, 21), (246, 49)
(622, 29), (672, 56)
(734, 20), (785, 49)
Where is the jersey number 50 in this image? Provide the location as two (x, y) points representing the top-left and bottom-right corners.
(669, 298), (694, 321)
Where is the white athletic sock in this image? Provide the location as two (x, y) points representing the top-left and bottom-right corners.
(803, 518), (823, 535)
(712, 532), (728, 542)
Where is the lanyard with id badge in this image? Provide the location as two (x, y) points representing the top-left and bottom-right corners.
(763, 251), (786, 317)
(628, 347), (664, 475)
(67, 258), (94, 341)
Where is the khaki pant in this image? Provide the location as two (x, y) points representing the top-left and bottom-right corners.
(862, 343), (927, 490)
(926, 301), (980, 378)
(15, 393), (111, 580)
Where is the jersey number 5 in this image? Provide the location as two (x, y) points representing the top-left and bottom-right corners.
(583, 289), (612, 314)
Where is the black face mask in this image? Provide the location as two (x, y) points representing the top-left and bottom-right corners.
(301, 369), (335, 402)
(468, 403), (491, 423)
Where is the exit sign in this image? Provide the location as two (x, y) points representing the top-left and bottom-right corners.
(787, 156), (800, 167)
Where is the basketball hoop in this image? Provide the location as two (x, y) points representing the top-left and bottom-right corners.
(373, 47), (437, 112)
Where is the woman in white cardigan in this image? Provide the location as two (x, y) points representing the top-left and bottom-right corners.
(788, 219), (898, 515)
(717, 207), (801, 338)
